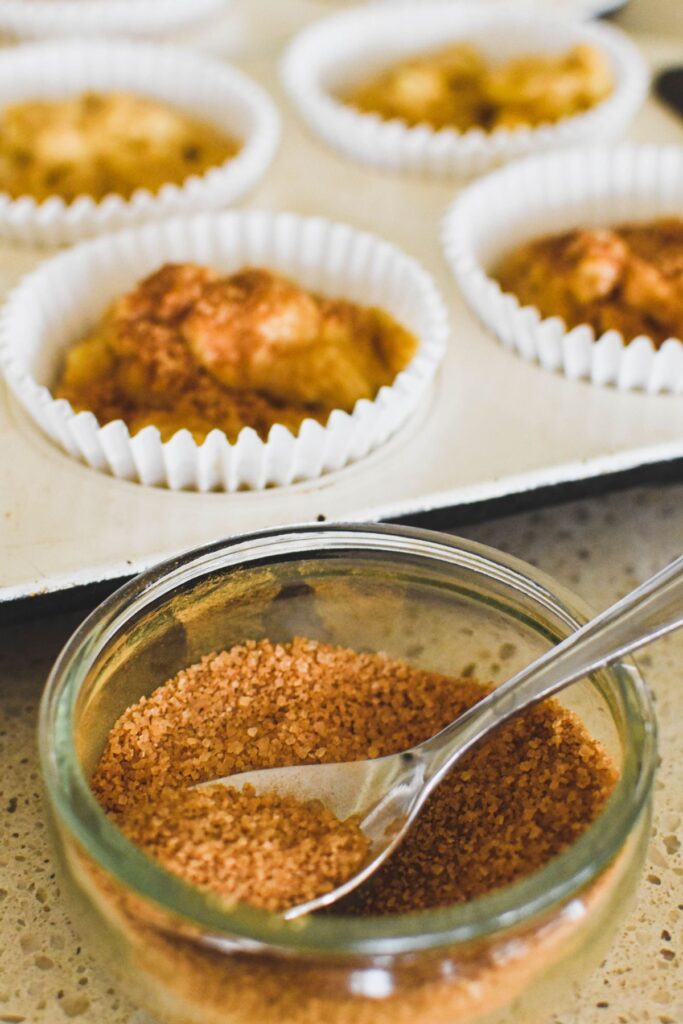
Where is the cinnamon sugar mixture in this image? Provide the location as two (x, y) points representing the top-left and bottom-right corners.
(55, 264), (417, 444)
(497, 217), (683, 347)
(91, 638), (618, 915)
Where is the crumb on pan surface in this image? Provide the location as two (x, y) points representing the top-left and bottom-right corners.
(496, 217), (683, 348)
(345, 43), (613, 133)
(91, 637), (618, 915)
(0, 91), (240, 203)
(54, 263), (418, 444)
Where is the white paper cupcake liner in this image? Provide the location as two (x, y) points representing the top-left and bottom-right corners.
(375, 0), (625, 18)
(0, 210), (448, 492)
(0, 0), (230, 39)
(0, 39), (280, 247)
(281, 3), (647, 179)
(442, 144), (683, 393)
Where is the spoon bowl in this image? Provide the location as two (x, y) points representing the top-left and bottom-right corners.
(199, 751), (427, 919)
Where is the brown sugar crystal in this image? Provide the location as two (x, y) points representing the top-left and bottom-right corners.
(91, 638), (618, 916)
(103, 783), (369, 913)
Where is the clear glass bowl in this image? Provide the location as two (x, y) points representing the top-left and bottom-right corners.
(39, 524), (656, 1024)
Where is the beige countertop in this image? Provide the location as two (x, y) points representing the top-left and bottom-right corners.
(1, 483), (682, 1024)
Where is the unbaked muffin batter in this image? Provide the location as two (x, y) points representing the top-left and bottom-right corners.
(56, 264), (418, 442)
(346, 43), (613, 132)
(497, 217), (683, 347)
(0, 91), (239, 202)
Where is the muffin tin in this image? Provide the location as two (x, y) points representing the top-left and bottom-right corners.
(1, 5), (683, 609)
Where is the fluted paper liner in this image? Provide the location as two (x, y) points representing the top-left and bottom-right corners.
(0, 39), (280, 246)
(376, 0), (625, 16)
(281, 3), (647, 179)
(0, 210), (448, 491)
(442, 145), (683, 393)
(0, 0), (229, 38)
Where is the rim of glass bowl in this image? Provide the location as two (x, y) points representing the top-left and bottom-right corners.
(39, 523), (657, 958)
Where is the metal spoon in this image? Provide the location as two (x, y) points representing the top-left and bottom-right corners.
(201, 555), (681, 920)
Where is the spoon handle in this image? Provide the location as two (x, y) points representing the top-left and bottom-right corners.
(418, 554), (682, 792)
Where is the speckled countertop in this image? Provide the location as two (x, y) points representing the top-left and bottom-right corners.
(1, 485), (682, 1024)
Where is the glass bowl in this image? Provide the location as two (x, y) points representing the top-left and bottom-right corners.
(39, 524), (656, 1024)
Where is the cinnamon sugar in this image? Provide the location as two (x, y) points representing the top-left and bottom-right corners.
(91, 637), (618, 916)
(497, 217), (683, 347)
(55, 264), (417, 443)
(107, 782), (369, 913)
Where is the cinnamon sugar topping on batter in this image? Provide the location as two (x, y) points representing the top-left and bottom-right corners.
(56, 264), (417, 443)
(497, 217), (683, 347)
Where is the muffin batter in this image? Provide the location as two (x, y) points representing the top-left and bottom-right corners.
(497, 217), (683, 347)
(0, 91), (239, 202)
(56, 263), (418, 442)
(346, 43), (613, 132)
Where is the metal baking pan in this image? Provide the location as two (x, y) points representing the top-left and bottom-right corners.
(1, 11), (682, 619)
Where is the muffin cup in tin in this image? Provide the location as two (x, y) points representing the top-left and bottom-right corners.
(0, 0), (230, 38)
(375, 0), (628, 16)
(281, 3), (647, 179)
(442, 144), (683, 394)
(0, 39), (280, 246)
(0, 210), (448, 492)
